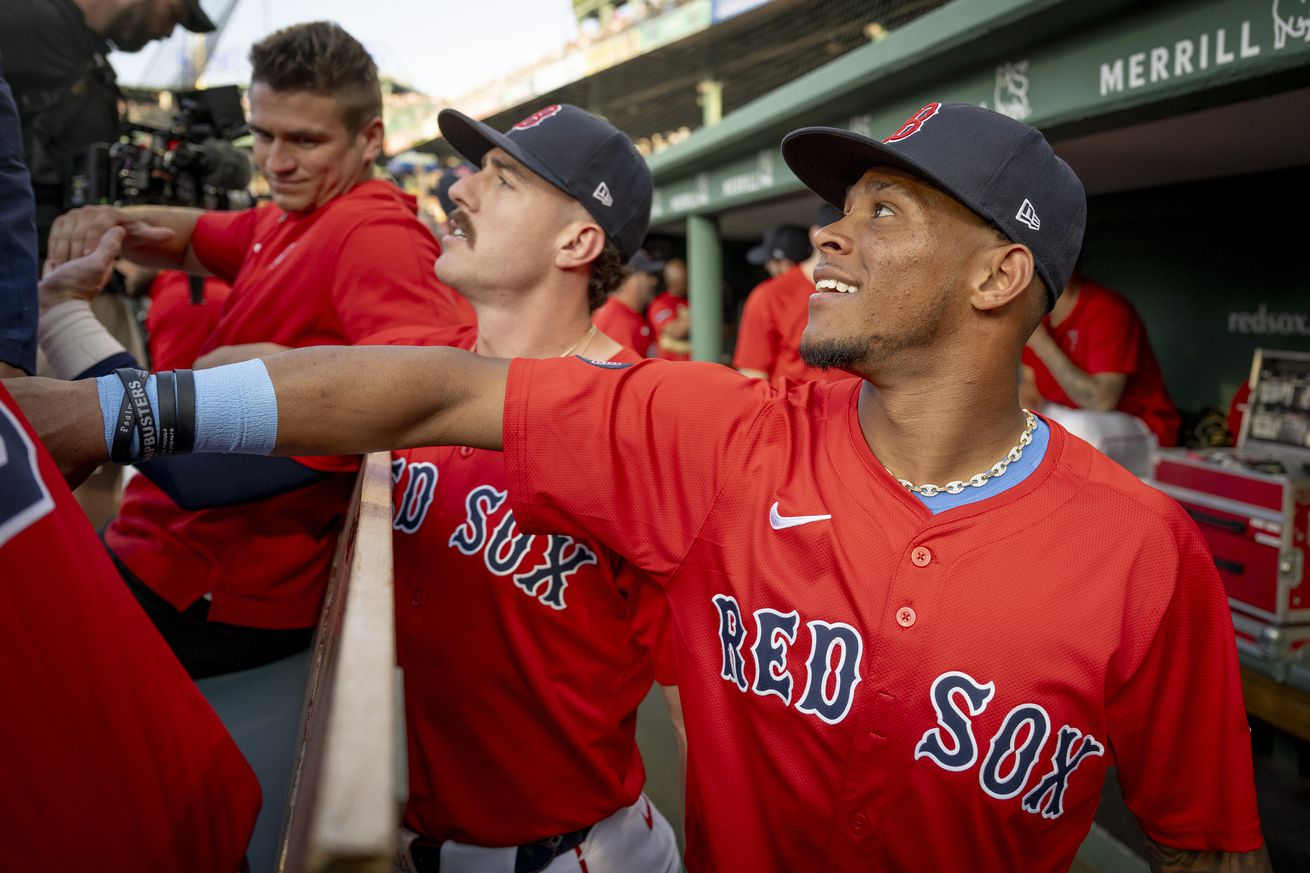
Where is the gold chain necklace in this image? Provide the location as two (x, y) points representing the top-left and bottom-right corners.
(884, 410), (1037, 498)
(559, 324), (597, 358)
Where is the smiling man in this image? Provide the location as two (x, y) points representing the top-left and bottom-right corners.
(14, 102), (1268, 872)
(38, 21), (471, 677)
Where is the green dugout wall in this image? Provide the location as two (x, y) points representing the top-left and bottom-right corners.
(648, 0), (1310, 414)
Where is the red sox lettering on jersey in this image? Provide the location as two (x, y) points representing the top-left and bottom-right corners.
(712, 595), (1104, 820)
(392, 456), (597, 609)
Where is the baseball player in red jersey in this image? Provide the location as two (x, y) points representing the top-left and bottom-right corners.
(390, 105), (680, 872)
(647, 258), (690, 360)
(1022, 268), (1181, 446)
(734, 209), (848, 383)
(38, 22), (472, 677)
(17, 104), (1270, 872)
(1, 254), (259, 871)
(592, 249), (663, 357)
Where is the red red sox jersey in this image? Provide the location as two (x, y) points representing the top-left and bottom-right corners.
(105, 180), (474, 628)
(502, 359), (1262, 873)
(1021, 281), (1181, 446)
(593, 297), (654, 357)
(145, 271), (233, 370)
(733, 264), (846, 383)
(0, 385), (260, 870)
(391, 346), (675, 845)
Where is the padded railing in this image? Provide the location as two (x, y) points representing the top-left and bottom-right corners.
(277, 452), (403, 873)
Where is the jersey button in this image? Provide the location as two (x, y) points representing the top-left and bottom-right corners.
(896, 606), (917, 628)
(849, 812), (870, 835)
(911, 546), (932, 567)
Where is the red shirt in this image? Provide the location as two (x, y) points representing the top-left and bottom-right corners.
(145, 271), (234, 370)
(392, 343), (675, 845)
(733, 264), (845, 383)
(0, 385), (260, 870)
(647, 292), (689, 361)
(1022, 282), (1180, 446)
(502, 359), (1261, 873)
(106, 180), (474, 628)
(593, 297), (654, 357)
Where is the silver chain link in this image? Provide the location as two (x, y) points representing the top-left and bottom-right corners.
(886, 410), (1037, 498)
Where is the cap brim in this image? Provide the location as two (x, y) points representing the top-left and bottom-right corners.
(746, 245), (768, 265)
(782, 126), (964, 215)
(180, 0), (216, 32)
(438, 109), (574, 205)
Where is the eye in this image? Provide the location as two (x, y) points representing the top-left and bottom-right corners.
(872, 203), (894, 218)
(251, 129), (271, 143)
(496, 174), (514, 189)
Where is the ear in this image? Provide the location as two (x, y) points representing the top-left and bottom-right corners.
(357, 116), (385, 165)
(970, 242), (1036, 313)
(555, 221), (606, 271)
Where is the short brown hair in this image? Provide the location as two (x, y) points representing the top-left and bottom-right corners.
(587, 240), (629, 312)
(249, 22), (381, 133)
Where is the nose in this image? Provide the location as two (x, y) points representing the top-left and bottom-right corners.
(265, 140), (296, 175)
(448, 172), (477, 211)
(813, 214), (852, 255)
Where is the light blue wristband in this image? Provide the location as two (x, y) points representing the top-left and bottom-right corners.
(96, 359), (279, 460)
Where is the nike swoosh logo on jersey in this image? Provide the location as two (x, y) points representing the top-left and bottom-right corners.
(769, 501), (832, 530)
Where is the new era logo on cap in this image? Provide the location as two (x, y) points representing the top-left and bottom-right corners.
(1015, 199), (1041, 231)
(593, 182), (613, 207)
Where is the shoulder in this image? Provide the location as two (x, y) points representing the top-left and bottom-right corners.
(1048, 423), (1195, 543)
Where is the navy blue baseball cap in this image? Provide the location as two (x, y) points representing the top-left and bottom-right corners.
(781, 102), (1086, 309)
(438, 104), (652, 261)
(747, 224), (811, 266)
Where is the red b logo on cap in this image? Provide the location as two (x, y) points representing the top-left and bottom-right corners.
(884, 102), (941, 143)
(513, 105), (563, 130)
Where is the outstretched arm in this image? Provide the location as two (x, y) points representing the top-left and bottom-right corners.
(4, 344), (509, 485)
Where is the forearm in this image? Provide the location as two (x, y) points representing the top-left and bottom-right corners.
(119, 206), (206, 271)
(262, 345), (507, 456)
(7, 345), (509, 487)
(1029, 341), (1122, 411)
(1145, 838), (1271, 872)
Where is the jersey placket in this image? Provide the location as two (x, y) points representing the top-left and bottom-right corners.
(822, 527), (949, 871)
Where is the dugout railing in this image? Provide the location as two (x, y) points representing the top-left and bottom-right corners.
(277, 451), (404, 873)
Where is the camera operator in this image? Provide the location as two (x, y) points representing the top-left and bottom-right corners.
(0, 0), (217, 258)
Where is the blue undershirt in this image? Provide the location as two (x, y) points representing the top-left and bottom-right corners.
(911, 418), (1050, 514)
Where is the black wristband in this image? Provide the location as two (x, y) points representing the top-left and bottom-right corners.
(157, 370), (177, 455)
(174, 369), (196, 455)
(109, 385), (137, 465)
(114, 368), (158, 462)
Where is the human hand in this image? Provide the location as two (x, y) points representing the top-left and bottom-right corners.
(46, 206), (173, 269)
(39, 226), (125, 313)
(3, 376), (106, 488)
(193, 342), (291, 369)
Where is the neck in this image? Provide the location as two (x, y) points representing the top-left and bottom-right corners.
(470, 276), (612, 360)
(857, 360), (1029, 489)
